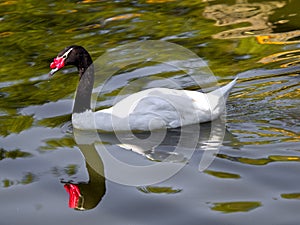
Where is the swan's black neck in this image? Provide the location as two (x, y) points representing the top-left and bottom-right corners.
(72, 50), (94, 114)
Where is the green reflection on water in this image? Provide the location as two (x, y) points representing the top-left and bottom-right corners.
(0, 115), (33, 136)
(64, 164), (79, 176)
(0, 0), (299, 121)
(281, 193), (300, 200)
(0, 148), (32, 160)
(211, 201), (262, 213)
(38, 114), (71, 128)
(217, 154), (300, 166)
(2, 172), (38, 188)
(204, 169), (241, 179)
(40, 136), (76, 151)
(137, 186), (182, 194)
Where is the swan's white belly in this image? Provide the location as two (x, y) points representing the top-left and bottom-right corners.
(72, 87), (226, 131)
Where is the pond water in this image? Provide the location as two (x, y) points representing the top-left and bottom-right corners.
(0, 0), (300, 224)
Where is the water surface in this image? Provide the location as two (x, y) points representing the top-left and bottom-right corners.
(0, 0), (299, 224)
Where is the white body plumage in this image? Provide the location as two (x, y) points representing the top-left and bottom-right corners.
(72, 78), (237, 131)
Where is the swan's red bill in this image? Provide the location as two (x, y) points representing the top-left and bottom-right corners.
(64, 183), (81, 208)
(49, 56), (65, 76)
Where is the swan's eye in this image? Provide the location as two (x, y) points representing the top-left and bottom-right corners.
(61, 47), (74, 59)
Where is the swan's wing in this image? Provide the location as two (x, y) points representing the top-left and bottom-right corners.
(110, 88), (212, 130)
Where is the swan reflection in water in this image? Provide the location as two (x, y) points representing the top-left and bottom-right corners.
(62, 139), (106, 210)
(62, 119), (236, 210)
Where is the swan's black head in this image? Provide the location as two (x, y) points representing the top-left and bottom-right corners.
(49, 45), (92, 76)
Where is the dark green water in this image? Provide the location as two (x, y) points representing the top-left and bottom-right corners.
(0, 0), (299, 224)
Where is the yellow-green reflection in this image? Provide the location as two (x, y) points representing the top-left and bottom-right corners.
(0, 115), (33, 137)
(37, 114), (71, 128)
(64, 164), (79, 176)
(2, 172), (38, 188)
(259, 49), (300, 67)
(256, 30), (300, 45)
(211, 201), (262, 213)
(203, 1), (285, 39)
(40, 136), (76, 151)
(203, 0), (300, 68)
(137, 186), (182, 194)
(218, 154), (300, 166)
(1, 163), (78, 188)
(281, 193), (300, 200)
(204, 170), (241, 179)
(0, 149), (32, 160)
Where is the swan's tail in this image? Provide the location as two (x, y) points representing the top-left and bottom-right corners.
(205, 77), (238, 119)
(211, 77), (238, 97)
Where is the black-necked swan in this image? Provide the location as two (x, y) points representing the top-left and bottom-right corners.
(49, 45), (237, 131)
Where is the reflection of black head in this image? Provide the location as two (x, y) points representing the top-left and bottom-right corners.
(64, 144), (106, 211)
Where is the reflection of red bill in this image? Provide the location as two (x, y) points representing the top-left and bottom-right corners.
(64, 183), (81, 208)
